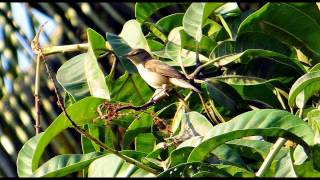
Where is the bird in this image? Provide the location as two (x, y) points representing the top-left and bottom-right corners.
(124, 48), (201, 102)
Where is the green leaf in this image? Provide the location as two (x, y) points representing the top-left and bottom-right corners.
(88, 151), (154, 177)
(153, 27), (210, 67)
(57, 54), (91, 101)
(106, 33), (136, 73)
(135, 133), (156, 154)
(143, 22), (167, 42)
(17, 133), (43, 177)
(307, 109), (320, 143)
(203, 80), (247, 115)
(238, 3), (320, 59)
(236, 32), (293, 56)
(86, 29), (110, 100)
(169, 147), (193, 167)
(174, 111), (213, 138)
(158, 162), (254, 177)
(183, 3), (224, 41)
(188, 109), (315, 162)
(227, 139), (296, 177)
(294, 160), (320, 177)
(209, 49), (305, 74)
(31, 152), (105, 177)
(30, 97), (105, 172)
(288, 71), (320, 108)
(213, 75), (292, 86)
(110, 72), (153, 105)
(123, 113), (153, 148)
(119, 20), (150, 52)
(156, 13), (184, 35)
(135, 3), (175, 23)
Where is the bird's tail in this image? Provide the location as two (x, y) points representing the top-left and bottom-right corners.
(169, 78), (201, 93)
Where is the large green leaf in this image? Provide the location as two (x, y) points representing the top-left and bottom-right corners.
(202, 80), (247, 115)
(31, 152), (105, 177)
(86, 29), (110, 100)
(238, 3), (320, 59)
(307, 109), (320, 143)
(236, 32), (293, 56)
(153, 27), (210, 67)
(17, 133), (43, 177)
(183, 3), (224, 41)
(158, 162), (254, 177)
(106, 33), (136, 73)
(123, 113), (153, 148)
(209, 49), (305, 74)
(156, 13), (184, 35)
(56, 54), (91, 101)
(288, 71), (320, 108)
(179, 111), (213, 136)
(135, 3), (175, 23)
(119, 20), (150, 52)
(30, 97), (105, 172)
(213, 75), (292, 86)
(188, 109), (315, 162)
(227, 139), (296, 177)
(88, 151), (154, 177)
(110, 72), (153, 105)
(135, 133), (156, 154)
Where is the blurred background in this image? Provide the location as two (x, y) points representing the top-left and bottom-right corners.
(0, 2), (262, 177)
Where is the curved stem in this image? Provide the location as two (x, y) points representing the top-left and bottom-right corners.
(255, 138), (286, 177)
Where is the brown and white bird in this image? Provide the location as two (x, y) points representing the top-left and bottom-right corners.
(125, 48), (200, 101)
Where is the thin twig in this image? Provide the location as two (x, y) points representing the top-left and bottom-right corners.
(31, 22), (47, 135)
(256, 105), (304, 177)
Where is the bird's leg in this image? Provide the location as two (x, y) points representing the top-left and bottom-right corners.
(148, 84), (169, 103)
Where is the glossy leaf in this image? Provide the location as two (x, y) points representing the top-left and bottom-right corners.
(213, 75), (291, 86)
(135, 133), (156, 154)
(56, 54), (91, 101)
(123, 113), (153, 148)
(238, 3), (320, 58)
(17, 133), (43, 177)
(288, 71), (320, 108)
(119, 20), (150, 52)
(86, 29), (110, 100)
(106, 33), (136, 73)
(110, 72), (153, 105)
(183, 3), (224, 41)
(202, 80), (247, 115)
(307, 109), (320, 143)
(30, 97), (105, 172)
(135, 3), (174, 23)
(31, 152), (105, 177)
(158, 162), (254, 177)
(88, 151), (154, 177)
(156, 13), (184, 35)
(209, 49), (305, 74)
(188, 109), (315, 162)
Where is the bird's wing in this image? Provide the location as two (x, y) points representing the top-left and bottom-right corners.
(144, 60), (184, 79)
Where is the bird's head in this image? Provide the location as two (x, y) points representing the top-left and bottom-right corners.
(124, 48), (152, 65)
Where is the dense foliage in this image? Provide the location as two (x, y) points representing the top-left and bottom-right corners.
(16, 2), (320, 177)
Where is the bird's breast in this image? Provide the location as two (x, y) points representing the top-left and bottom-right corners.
(136, 64), (169, 89)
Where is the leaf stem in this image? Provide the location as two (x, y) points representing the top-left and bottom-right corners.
(42, 42), (111, 56)
(256, 104), (304, 177)
(255, 137), (286, 177)
(34, 54), (41, 135)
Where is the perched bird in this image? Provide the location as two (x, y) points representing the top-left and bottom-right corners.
(125, 48), (200, 102)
